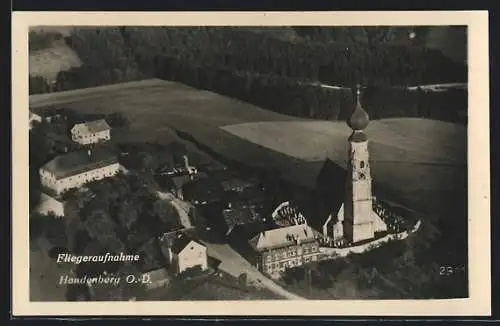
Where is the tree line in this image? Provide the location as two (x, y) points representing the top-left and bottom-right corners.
(29, 27), (468, 124)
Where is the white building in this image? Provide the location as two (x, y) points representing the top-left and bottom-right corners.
(39, 147), (120, 195)
(322, 85), (387, 245)
(161, 232), (208, 274)
(71, 119), (111, 145)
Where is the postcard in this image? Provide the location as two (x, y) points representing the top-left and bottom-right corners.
(12, 10), (490, 316)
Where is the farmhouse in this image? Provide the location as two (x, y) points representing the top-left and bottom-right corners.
(39, 147), (120, 195)
(249, 223), (320, 279)
(160, 231), (208, 274)
(71, 119), (111, 145)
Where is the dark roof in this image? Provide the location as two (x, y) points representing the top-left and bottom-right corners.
(41, 147), (118, 179)
(348, 131), (368, 143)
(222, 205), (261, 230)
(171, 175), (192, 189)
(347, 87), (370, 131)
(182, 178), (224, 203)
(221, 178), (254, 192)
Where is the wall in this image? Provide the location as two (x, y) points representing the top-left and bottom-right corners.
(260, 241), (320, 278)
(41, 162), (120, 194)
(177, 242), (208, 274)
(319, 219), (422, 259)
(72, 129), (111, 145)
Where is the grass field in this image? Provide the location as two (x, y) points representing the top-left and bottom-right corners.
(29, 79), (467, 217)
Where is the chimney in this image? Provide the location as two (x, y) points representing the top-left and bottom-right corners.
(183, 155), (189, 170)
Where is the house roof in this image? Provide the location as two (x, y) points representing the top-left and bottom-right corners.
(249, 224), (318, 252)
(40, 146), (118, 179)
(164, 232), (205, 255)
(222, 205), (261, 231)
(72, 119), (111, 134)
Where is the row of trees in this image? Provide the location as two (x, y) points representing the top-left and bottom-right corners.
(52, 172), (181, 293)
(152, 57), (467, 123)
(122, 26), (466, 86)
(29, 27), (467, 124)
(47, 28), (145, 93)
(29, 31), (65, 52)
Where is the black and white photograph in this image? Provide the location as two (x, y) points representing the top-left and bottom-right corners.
(12, 11), (490, 316)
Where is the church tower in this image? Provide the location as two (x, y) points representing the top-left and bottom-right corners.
(343, 85), (375, 244)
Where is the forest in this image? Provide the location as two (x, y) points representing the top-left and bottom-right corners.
(29, 26), (468, 124)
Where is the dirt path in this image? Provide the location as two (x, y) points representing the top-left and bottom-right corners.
(156, 191), (194, 229)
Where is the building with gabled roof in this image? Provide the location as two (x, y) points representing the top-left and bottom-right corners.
(159, 231), (208, 275)
(71, 119), (111, 145)
(249, 223), (320, 279)
(39, 146), (120, 195)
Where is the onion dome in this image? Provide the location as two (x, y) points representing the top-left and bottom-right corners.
(347, 85), (370, 131)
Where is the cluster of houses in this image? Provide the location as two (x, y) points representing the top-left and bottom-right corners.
(31, 109), (213, 300)
(33, 110), (120, 216)
(32, 84), (414, 287)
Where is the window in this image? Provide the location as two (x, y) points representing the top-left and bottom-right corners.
(359, 173), (366, 180)
(360, 161), (365, 168)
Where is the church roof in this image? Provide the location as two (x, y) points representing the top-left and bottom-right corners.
(347, 85), (370, 131)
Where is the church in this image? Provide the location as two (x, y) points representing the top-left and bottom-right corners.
(261, 85), (389, 248)
(321, 85), (387, 245)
